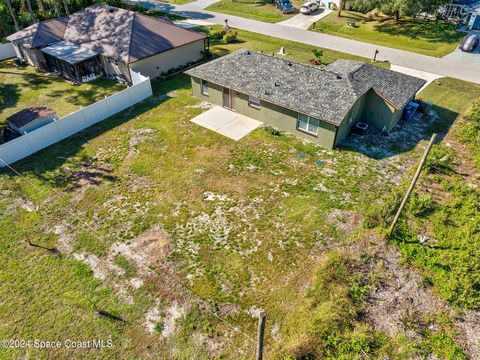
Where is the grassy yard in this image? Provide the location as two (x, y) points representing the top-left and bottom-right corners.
(206, 0), (301, 23)
(0, 62), (126, 121)
(310, 11), (464, 57)
(0, 28), (475, 358)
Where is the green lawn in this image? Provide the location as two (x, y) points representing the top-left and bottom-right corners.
(202, 25), (390, 68)
(206, 0), (301, 23)
(0, 62), (126, 121)
(310, 11), (464, 57)
(0, 28), (473, 359)
(364, 78), (480, 310)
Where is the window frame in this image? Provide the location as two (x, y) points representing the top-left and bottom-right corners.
(296, 113), (320, 136)
(200, 80), (209, 96)
(248, 95), (261, 109)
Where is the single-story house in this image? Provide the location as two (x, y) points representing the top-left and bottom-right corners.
(185, 50), (426, 149)
(6, 3), (207, 83)
(6, 106), (57, 134)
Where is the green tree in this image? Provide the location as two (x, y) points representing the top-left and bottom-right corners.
(351, 0), (449, 20)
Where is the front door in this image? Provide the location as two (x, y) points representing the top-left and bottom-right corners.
(223, 87), (233, 109)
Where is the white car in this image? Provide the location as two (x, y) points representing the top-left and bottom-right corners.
(300, 1), (319, 14)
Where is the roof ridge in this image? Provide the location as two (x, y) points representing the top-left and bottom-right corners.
(127, 12), (137, 65)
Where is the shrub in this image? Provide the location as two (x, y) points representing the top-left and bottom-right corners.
(223, 30), (238, 43)
(424, 145), (453, 174)
(407, 193), (435, 217)
(153, 322), (164, 333)
(362, 188), (403, 229)
(210, 28), (226, 40)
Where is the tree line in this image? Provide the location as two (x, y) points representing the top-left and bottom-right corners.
(1, 0), (122, 40)
(339, 0), (451, 20)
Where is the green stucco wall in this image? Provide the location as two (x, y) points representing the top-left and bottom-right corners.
(191, 77), (338, 149)
(335, 92), (368, 146)
(360, 90), (396, 131)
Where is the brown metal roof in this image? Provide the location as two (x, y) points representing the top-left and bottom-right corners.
(6, 18), (67, 48)
(7, 3), (206, 64)
(6, 107), (56, 129)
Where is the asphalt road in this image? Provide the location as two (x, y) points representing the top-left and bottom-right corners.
(131, 0), (480, 84)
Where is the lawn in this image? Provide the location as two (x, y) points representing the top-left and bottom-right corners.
(310, 11), (464, 57)
(0, 28), (474, 358)
(202, 25), (390, 68)
(0, 61), (126, 121)
(206, 0), (300, 23)
(382, 79), (480, 310)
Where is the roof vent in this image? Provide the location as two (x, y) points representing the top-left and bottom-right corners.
(246, 51), (251, 55)
(336, 74), (342, 80)
(274, 82), (280, 87)
(288, 62), (292, 66)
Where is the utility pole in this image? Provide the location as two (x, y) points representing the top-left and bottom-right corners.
(256, 312), (266, 360)
(389, 133), (437, 236)
(373, 49), (379, 62)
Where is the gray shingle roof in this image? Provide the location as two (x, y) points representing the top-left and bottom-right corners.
(185, 50), (425, 126)
(7, 3), (206, 64)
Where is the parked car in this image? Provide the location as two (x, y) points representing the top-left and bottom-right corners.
(300, 1), (319, 14)
(460, 34), (479, 52)
(275, 0), (295, 14)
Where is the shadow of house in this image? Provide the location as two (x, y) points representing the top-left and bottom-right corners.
(339, 104), (458, 159)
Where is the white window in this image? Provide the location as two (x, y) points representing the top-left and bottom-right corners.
(201, 80), (209, 96)
(297, 113), (320, 135)
(249, 96), (261, 109)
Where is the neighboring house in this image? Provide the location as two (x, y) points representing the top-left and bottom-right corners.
(185, 50), (425, 149)
(6, 106), (57, 135)
(442, 0), (480, 28)
(6, 3), (207, 83)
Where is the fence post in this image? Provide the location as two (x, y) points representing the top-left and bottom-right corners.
(52, 118), (63, 140)
(389, 133), (437, 236)
(23, 132), (34, 154)
(79, 106), (89, 128)
(256, 312), (266, 360)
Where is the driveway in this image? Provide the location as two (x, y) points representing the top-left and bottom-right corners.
(442, 30), (480, 65)
(278, 7), (333, 29)
(191, 106), (263, 141)
(390, 65), (442, 92)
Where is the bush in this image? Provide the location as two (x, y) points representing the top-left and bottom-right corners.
(210, 28), (226, 40)
(362, 188), (403, 229)
(424, 145), (453, 174)
(407, 193), (435, 217)
(223, 30), (238, 43)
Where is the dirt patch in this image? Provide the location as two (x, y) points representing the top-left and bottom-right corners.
(327, 209), (363, 236)
(111, 226), (172, 271)
(127, 128), (154, 159)
(161, 301), (189, 338)
(365, 241), (480, 358)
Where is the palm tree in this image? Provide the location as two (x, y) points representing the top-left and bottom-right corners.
(25, 0), (37, 22)
(337, 0), (346, 17)
(5, 0), (20, 31)
(62, 0), (70, 15)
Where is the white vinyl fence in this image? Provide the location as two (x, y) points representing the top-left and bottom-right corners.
(0, 43), (16, 61)
(0, 70), (152, 167)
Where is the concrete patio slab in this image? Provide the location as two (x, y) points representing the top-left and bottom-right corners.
(191, 106), (262, 141)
